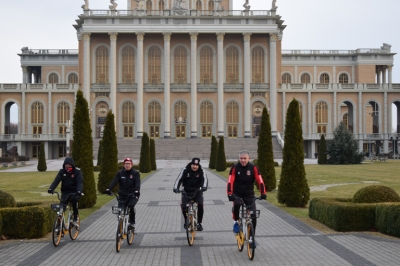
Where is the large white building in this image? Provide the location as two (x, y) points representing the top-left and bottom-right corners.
(0, 0), (399, 159)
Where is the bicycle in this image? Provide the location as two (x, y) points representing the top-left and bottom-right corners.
(110, 193), (136, 252)
(50, 191), (82, 247)
(233, 195), (261, 260)
(181, 189), (201, 246)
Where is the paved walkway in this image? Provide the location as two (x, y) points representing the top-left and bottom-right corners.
(1, 160), (400, 266)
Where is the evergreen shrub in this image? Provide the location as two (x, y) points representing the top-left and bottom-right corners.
(375, 204), (400, 238)
(0, 190), (16, 208)
(352, 185), (400, 203)
(37, 142), (47, 172)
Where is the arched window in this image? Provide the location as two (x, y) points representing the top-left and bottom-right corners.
(301, 73), (311, 83)
(226, 46), (239, 84)
(200, 46), (213, 84)
(174, 46), (187, 84)
(252, 47), (264, 83)
(196, 0), (202, 10)
(31, 102), (44, 124)
(316, 101), (328, 133)
(148, 101), (161, 123)
(174, 101), (187, 123)
(226, 101), (239, 123)
(320, 73), (330, 84)
(57, 102), (70, 124)
(96, 46), (109, 83)
(208, 0), (213, 10)
(339, 73), (349, 84)
(146, 0), (152, 10)
(122, 46), (135, 84)
(49, 73), (59, 84)
(343, 113), (348, 128)
(148, 46), (161, 84)
(68, 73), (78, 83)
(159, 0), (164, 10)
(282, 73), (291, 84)
(200, 101), (213, 123)
(122, 102), (135, 123)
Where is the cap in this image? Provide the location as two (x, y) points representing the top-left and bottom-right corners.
(123, 158), (133, 164)
(191, 157), (200, 165)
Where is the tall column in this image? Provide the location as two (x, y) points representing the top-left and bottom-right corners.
(243, 33), (251, 138)
(136, 32), (145, 138)
(48, 92), (52, 134)
(382, 67), (387, 84)
(109, 33), (118, 118)
(333, 92), (337, 129)
(269, 33), (277, 135)
(22, 91), (26, 134)
(217, 33), (225, 137)
(388, 66), (393, 84)
(22, 67), (28, 83)
(164, 33), (171, 138)
(376, 68), (381, 84)
(308, 91), (311, 134)
(190, 32), (198, 138)
(83, 33), (91, 106)
(358, 91), (363, 135)
(384, 92), (388, 134)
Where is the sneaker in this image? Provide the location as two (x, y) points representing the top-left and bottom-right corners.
(183, 223), (187, 229)
(233, 221), (240, 234)
(197, 223), (203, 231)
(128, 223), (135, 231)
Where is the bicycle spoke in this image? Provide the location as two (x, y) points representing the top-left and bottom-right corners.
(69, 216), (80, 240)
(246, 223), (255, 260)
(116, 219), (123, 252)
(52, 216), (62, 247)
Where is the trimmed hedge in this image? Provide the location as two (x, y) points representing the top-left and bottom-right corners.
(375, 203), (400, 238)
(0, 212), (2, 236)
(0, 190), (16, 208)
(352, 185), (400, 203)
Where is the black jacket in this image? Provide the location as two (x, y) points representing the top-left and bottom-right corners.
(50, 157), (83, 193)
(227, 161), (266, 198)
(108, 167), (140, 197)
(174, 163), (208, 192)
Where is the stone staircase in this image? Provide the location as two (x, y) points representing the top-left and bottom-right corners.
(92, 137), (283, 161)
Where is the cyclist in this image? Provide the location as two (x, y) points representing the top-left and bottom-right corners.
(105, 158), (140, 230)
(48, 157), (83, 226)
(173, 157), (208, 231)
(227, 150), (266, 247)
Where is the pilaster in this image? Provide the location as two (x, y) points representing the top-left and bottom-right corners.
(243, 32), (251, 138)
(164, 33), (171, 138)
(190, 32), (198, 138)
(217, 33), (224, 137)
(109, 32), (118, 129)
(269, 33), (277, 135)
(136, 32), (145, 138)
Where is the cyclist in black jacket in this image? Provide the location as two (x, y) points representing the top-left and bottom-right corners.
(173, 157), (208, 231)
(48, 157), (83, 226)
(105, 158), (140, 230)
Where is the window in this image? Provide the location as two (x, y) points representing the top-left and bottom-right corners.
(282, 73), (291, 84)
(122, 102), (135, 123)
(174, 46), (187, 84)
(148, 46), (161, 84)
(252, 47), (264, 83)
(339, 73), (349, 84)
(159, 0), (164, 10)
(200, 101), (213, 123)
(68, 73), (78, 83)
(208, 0), (213, 10)
(316, 101), (328, 133)
(49, 73), (59, 84)
(122, 46), (135, 84)
(146, 0), (152, 10)
(226, 101), (239, 123)
(200, 46), (213, 84)
(96, 46), (109, 83)
(31, 102), (44, 124)
(226, 46), (239, 84)
(174, 101), (187, 123)
(57, 102), (70, 124)
(301, 73), (311, 83)
(148, 101), (161, 123)
(320, 73), (329, 84)
(196, 0), (202, 10)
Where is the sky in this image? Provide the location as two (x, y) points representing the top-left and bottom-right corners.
(1, 0), (399, 124)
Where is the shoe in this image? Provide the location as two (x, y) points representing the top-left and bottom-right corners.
(128, 223), (135, 231)
(197, 223), (203, 231)
(233, 221), (240, 234)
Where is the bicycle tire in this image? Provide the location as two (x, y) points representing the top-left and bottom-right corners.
(186, 215), (195, 246)
(127, 217), (134, 245)
(52, 216), (62, 247)
(116, 219), (123, 252)
(237, 220), (244, 251)
(69, 216), (80, 240)
(246, 223), (255, 260)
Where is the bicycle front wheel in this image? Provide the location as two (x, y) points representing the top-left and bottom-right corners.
(246, 223), (255, 260)
(186, 215), (195, 246)
(52, 216), (62, 247)
(127, 219), (134, 245)
(69, 217), (80, 240)
(116, 219), (123, 252)
(237, 221), (244, 251)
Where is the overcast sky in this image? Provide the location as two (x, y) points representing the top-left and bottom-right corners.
(2, 0), (399, 124)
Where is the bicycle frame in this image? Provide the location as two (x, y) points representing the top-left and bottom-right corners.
(181, 189), (201, 246)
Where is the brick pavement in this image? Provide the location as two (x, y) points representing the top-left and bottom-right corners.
(1, 160), (400, 266)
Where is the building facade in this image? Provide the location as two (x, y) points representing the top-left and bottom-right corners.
(1, 0), (399, 159)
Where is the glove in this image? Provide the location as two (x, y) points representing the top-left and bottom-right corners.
(134, 191), (140, 198)
(261, 194), (267, 200)
(76, 191), (82, 197)
(201, 187), (207, 192)
(173, 188), (179, 194)
(48, 188), (53, 194)
(105, 189), (112, 195)
(228, 194), (235, 202)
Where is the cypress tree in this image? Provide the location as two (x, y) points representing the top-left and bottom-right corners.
(318, 134), (328, 164)
(98, 111), (119, 193)
(209, 135), (218, 169)
(37, 142), (47, 172)
(150, 138), (157, 170)
(277, 99), (310, 207)
(139, 132), (151, 173)
(71, 90), (96, 208)
(257, 107), (276, 191)
(97, 140), (103, 166)
(215, 136), (227, 172)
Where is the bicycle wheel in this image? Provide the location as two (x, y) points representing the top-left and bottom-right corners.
(69, 216), (80, 240)
(246, 223), (255, 260)
(127, 218), (134, 245)
(186, 215), (195, 246)
(116, 219), (123, 252)
(52, 216), (62, 247)
(237, 220), (244, 251)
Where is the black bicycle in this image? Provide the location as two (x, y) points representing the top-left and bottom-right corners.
(181, 189), (201, 246)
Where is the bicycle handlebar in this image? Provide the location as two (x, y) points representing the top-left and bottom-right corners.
(180, 189), (202, 199)
(53, 191), (80, 201)
(109, 193), (137, 204)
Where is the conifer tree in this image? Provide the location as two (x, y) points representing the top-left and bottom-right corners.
(97, 140), (103, 166)
(318, 134), (328, 164)
(139, 132), (151, 173)
(257, 107), (276, 191)
(98, 111), (118, 193)
(209, 135), (218, 169)
(277, 99), (310, 207)
(37, 142), (47, 172)
(150, 138), (157, 170)
(71, 90), (96, 208)
(216, 136), (227, 171)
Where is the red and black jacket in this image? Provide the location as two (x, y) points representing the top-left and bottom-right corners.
(227, 162), (266, 198)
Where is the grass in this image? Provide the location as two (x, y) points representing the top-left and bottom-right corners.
(0, 171), (152, 221)
(215, 160), (400, 219)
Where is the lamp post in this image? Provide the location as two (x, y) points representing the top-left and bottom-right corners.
(66, 120), (71, 157)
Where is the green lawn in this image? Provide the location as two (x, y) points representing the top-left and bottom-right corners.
(215, 160), (400, 218)
(0, 171), (151, 221)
